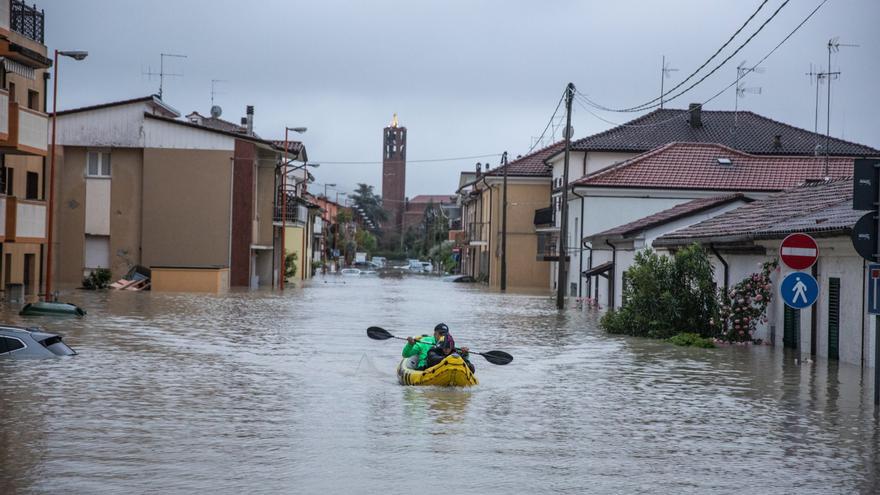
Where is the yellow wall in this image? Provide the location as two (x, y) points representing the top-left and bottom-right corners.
(283, 225), (307, 281)
(488, 182), (551, 289)
(151, 267), (229, 292)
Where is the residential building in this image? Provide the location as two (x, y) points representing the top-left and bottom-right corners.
(403, 195), (455, 230)
(542, 105), (879, 298)
(582, 194), (751, 308)
(654, 178), (872, 368)
(566, 142), (854, 304)
(53, 96), (297, 292)
(0, 1), (51, 298)
(457, 142), (561, 288)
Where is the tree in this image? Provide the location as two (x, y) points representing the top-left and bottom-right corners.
(349, 183), (388, 226)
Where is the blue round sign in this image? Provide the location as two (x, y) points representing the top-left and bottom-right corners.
(780, 271), (819, 309)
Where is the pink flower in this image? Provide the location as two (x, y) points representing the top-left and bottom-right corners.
(755, 294), (763, 302)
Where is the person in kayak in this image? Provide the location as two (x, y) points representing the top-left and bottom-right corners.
(402, 333), (435, 370)
(425, 323), (475, 373)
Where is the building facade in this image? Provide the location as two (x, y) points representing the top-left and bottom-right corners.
(0, 1), (50, 298)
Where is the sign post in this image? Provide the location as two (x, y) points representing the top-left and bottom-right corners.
(779, 233), (819, 362)
(852, 158), (880, 406)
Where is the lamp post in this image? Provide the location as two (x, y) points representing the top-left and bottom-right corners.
(45, 50), (88, 301)
(279, 125), (308, 290)
(322, 183), (336, 272)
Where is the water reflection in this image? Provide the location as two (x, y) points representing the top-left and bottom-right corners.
(0, 276), (878, 493)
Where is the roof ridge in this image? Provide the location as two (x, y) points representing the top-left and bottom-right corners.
(741, 110), (880, 154)
(570, 108), (674, 146)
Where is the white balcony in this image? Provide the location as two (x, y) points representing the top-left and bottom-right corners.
(4, 197), (45, 242)
(0, 102), (48, 156)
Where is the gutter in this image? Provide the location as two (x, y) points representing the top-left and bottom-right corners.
(605, 239), (617, 309)
(709, 243), (729, 291)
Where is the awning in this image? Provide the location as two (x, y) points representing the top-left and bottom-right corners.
(582, 261), (613, 278)
(0, 57), (35, 80)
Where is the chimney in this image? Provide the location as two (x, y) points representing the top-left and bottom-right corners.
(688, 103), (702, 128)
(245, 105), (254, 135)
(475, 162), (482, 178)
(485, 163), (490, 171)
(773, 134), (782, 149)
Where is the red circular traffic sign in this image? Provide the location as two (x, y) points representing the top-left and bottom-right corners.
(780, 233), (819, 270)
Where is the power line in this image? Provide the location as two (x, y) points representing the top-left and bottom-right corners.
(581, 0), (788, 113)
(573, 0), (828, 128)
(316, 152), (501, 165)
(527, 88), (567, 154)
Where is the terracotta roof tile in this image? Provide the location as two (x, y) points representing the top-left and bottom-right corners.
(654, 178), (855, 246)
(484, 141), (563, 177)
(574, 142), (853, 192)
(570, 108), (880, 156)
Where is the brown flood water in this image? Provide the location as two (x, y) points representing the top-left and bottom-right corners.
(1, 275), (879, 494)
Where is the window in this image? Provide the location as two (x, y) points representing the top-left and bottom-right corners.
(87, 151), (111, 178)
(5, 167), (13, 196)
(0, 336), (25, 354)
(7, 82), (14, 103)
(25, 171), (38, 199)
(27, 89), (39, 110)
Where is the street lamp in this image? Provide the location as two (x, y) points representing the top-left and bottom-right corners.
(280, 125), (307, 290)
(45, 49), (88, 300)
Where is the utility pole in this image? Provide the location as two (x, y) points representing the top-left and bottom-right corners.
(556, 83), (575, 310)
(500, 151), (509, 291)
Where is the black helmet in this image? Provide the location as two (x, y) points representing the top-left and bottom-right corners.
(434, 323), (449, 335)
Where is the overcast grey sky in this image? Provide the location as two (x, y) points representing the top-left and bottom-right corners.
(44, 0), (879, 198)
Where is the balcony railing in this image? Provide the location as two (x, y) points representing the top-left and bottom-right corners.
(536, 231), (568, 261)
(534, 206), (554, 227)
(274, 195), (309, 224)
(10, 0), (43, 44)
(0, 102), (48, 155)
(467, 222), (488, 245)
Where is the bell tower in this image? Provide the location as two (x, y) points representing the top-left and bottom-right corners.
(382, 114), (406, 232)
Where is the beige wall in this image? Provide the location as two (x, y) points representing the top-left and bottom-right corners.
(141, 148), (232, 268)
(487, 182), (551, 289)
(54, 147), (144, 284)
(256, 162), (275, 246)
(152, 267), (229, 292)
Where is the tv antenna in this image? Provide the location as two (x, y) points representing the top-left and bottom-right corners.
(210, 79), (228, 107)
(732, 60), (764, 148)
(822, 37), (858, 174)
(659, 55), (678, 109)
(143, 53), (187, 99)
(805, 63), (836, 138)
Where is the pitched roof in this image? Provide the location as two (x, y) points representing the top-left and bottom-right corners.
(584, 194), (749, 243)
(573, 142), (853, 192)
(186, 111), (248, 134)
(653, 178), (856, 246)
(409, 195), (456, 204)
(484, 141), (564, 177)
(569, 107), (879, 156)
(57, 95), (180, 117)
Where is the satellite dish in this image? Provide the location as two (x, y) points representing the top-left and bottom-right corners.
(210, 105), (222, 118)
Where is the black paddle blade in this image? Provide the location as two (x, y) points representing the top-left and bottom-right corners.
(367, 326), (394, 340)
(479, 350), (513, 365)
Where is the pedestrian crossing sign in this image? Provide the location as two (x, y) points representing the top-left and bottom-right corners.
(780, 271), (819, 309)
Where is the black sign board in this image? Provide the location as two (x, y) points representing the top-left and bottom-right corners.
(854, 159), (880, 211)
(852, 211), (878, 261)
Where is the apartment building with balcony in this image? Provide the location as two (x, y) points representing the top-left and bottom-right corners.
(456, 143), (559, 289)
(52, 96), (297, 292)
(0, 0), (50, 297)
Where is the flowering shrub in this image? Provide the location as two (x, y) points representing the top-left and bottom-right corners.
(715, 260), (777, 342)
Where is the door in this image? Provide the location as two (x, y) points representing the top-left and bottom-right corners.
(827, 277), (840, 360)
(23, 253), (34, 295)
(783, 305), (800, 349)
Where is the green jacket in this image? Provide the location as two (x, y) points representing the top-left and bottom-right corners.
(402, 335), (436, 369)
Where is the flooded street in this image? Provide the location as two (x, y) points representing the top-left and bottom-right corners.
(2, 276), (880, 494)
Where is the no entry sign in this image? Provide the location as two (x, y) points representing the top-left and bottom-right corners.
(780, 233), (818, 270)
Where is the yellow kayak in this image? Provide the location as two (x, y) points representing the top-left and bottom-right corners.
(397, 354), (478, 387)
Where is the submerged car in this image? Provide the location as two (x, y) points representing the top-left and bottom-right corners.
(340, 268), (362, 276)
(0, 326), (77, 358)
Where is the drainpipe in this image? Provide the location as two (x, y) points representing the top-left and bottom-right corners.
(582, 240), (593, 298)
(606, 239), (617, 309)
(572, 188), (587, 297)
(709, 243), (729, 291)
